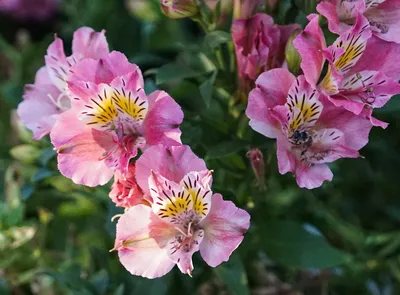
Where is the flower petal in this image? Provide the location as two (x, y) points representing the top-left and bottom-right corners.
(293, 14), (326, 87)
(136, 145), (207, 195)
(50, 109), (115, 186)
(199, 194), (250, 267)
(246, 69), (295, 139)
(72, 27), (109, 59)
(144, 90), (183, 146)
(116, 205), (175, 279)
(295, 163), (334, 189)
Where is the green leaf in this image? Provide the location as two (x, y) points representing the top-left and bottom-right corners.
(90, 270), (109, 295)
(207, 140), (248, 159)
(38, 147), (57, 167)
(32, 168), (54, 182)
(9, 144), (41, 164)
(133, 277), (167, 295)
(262, 220), (348, 269)
(204, 31), (231, 49)
(199, 71), (217, 107)
(214, 254), (250, 295)
(156, 62), (201, 84)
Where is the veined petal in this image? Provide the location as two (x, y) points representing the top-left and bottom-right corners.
(321, 14), (371, 92)
(45, 36), (70, 91)
(50, 109), (115, 186)
(135, 145), (207, 195)
(116, 205), (175, 279)
(295, 163), (334, 189)
(286, 76), (323, 134)
(199, 194), (250, 267)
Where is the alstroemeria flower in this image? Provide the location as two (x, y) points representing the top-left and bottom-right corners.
(232, 13), (300, 94)
(294, 14), (400, 126)
(50, 51), (184, 187)
(246, 69), (373, 189)
(114, 145), (250, 278)
(17, 27), (109, 139)
(109, 163), (148, 208)
(317, 0), (400, 43)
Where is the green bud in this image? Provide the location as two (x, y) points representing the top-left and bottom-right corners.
(160, 0), (199, 19)
(10, 144), (41, 164)
(285, 29), (302, 76)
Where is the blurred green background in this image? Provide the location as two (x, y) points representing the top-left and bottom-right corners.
(1, 0), (400, 294)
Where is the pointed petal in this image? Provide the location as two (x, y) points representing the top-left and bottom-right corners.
(246, 69), (295, 139)
(144, 90), (183, 146)
(45, 37), (70, 91)
(116, 205), (175, 279)
(136, 145), (207, 194)
(50, 109), (115, 186)
(72, 27), (109, 58)
(199, 194), (250, 267)
(293, 14), (326, 87)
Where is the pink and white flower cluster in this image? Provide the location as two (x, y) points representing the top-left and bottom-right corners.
(17, 27), (250, 278)
(243, 8), (400, 189)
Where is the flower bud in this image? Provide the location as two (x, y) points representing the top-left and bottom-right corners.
(247, 149), (265, 187)
(160, 0), (199, 19)
(109, 163), (148, 208)
(285, 29), (302, 76)
(233, 0), (262, 19)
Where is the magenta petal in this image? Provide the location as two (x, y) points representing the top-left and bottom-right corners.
(144, 90), (183, 146)
(50, 109), (115, 186)
(68, 51), (140, 85)
(318, 96), (373, 150)
(317, 0), (343, 34)
(366, 0), (400, 43)
(199, 194), (250, 267)
(72, 27), (109, 59)
(348, 36), (400, 81)
(295, 163), (334, 189)
(116, 205), (175, 278)
(293, 14), (326, 87)
(276, 135), (297, 175)
(246, 69), (295, 138)
(135, 145), (207, 195)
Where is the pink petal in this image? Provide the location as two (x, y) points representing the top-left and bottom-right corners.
(365, 0), (400, 43)
(18, 82), (62, 140)
(116, 205), (175, 278)
(317, 96), (373, 150)
(50, 109), (115, 186)
(135, 145), (207, 195)
(72, 27), (109, 58)
(293, 14), (326, 87)
(295, 162), (334, 189)
(316, 0), (343, 34)
(276, 135), (297, 175)
(68, 51), (140, 85)
(199, 194), (250, 267)
(144, 90), (183, 146)
(348, 36), (400, 81)
(45, 36), (70, 91)
(246, 69), (295, 138)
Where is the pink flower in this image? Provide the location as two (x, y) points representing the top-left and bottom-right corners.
(50, 52), (184, 187)
(232, 13), (299, 93)
(114, 145), (250, 278)
(246, 69), (373, 189)
(317, 0), (400, 43)
(17, 27), (109, 139)
(109, 163), (148, 208)
(0, 0), (59, 21)
(293, 14), (400, 127)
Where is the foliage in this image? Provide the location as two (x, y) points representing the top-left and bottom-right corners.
(1, 0), (400, 294)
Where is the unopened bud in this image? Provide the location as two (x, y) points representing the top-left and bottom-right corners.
(247, 149), (265, 187)
(233, 0), (262, 19)
(285, 29), (302, 76)
(160, 0), (199, 19)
